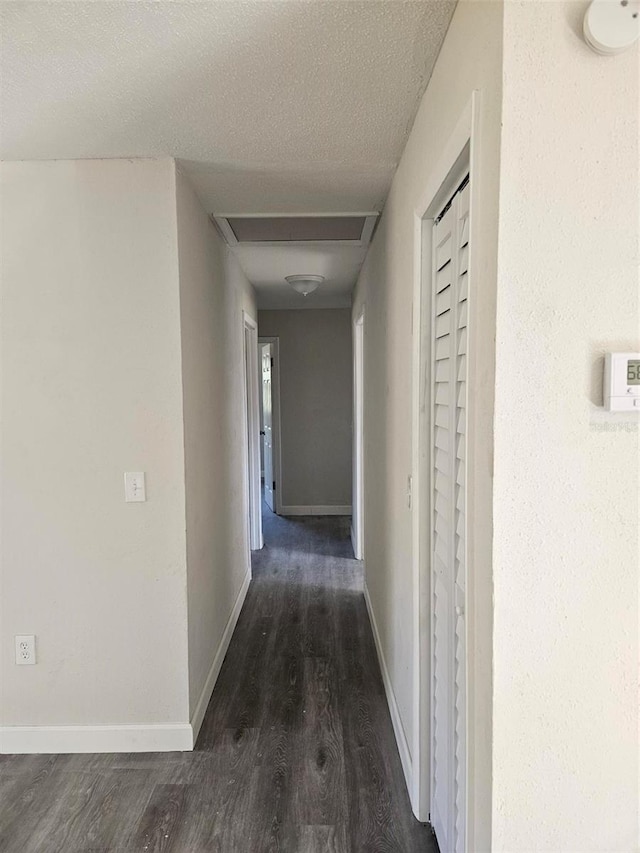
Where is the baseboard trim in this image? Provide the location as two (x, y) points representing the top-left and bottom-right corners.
(363, 581), (413, 795)
(0, 723), (192, 754)
(1, 569), (253, 757)
(190, 568), (251, 744)
(280, 505), (352, 516)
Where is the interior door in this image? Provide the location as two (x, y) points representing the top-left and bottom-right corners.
(261, 345), (274, 511)
(431, 176), (469, 853)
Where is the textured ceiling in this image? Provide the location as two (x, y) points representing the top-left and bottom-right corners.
(1, 0), (456, 306)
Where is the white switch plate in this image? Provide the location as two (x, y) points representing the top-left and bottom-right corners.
(15, 635), (36, 665)
(124, 471), (146, 502)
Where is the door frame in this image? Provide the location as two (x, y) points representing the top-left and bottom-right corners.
(258, 336), (283, 515)
(243, 311), (262, 550)
(411, 92), (488, 845)
(352, 308), (365, 560)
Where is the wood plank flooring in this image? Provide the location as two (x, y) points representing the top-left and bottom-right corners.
(0, 510), (437, 853)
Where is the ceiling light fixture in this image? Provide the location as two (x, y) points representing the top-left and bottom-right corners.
(285, 274), (324, 297)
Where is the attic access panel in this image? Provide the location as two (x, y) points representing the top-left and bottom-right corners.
(213, 214), (378, 246)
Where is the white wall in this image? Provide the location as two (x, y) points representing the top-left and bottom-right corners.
(352, 0), (503, 840)
(492, 3), (639, 849)
(1, 159), (259, 750)
(0, 159), (190, 734)
(175, 167), (257, 725)
(258, 309), (352, 511)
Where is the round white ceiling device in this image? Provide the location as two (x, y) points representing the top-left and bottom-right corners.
(285, 275), (324, 297)
(583, 0), (640, 55)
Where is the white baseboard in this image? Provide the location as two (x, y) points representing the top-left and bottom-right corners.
(0, 723), (192, 754)
(190, 568), (251, 744)
(363, 581), (413, 796)
(280, 505), (352, 516)
(1, 570), (252, 757)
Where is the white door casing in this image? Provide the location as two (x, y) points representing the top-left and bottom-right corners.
(411, 94), (487, 850)
(352, 309), (365, 560)
(243, 312), (262, 551)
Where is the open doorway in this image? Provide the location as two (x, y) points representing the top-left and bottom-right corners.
(243, 312), (262, 551)
(258, 336), (282, 519)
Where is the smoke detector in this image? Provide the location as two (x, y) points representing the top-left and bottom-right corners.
(584, 0), (639, 54)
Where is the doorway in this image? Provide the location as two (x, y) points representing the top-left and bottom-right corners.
(258, 336), (282, 517)
(243, 312), (262, 551)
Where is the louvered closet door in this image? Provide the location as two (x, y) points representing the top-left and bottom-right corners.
(431, 178), (469, 853)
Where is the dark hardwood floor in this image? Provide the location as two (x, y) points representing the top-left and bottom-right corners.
(0, 507), (437, 853)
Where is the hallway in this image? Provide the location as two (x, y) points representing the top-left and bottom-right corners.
(0, 512), (436, 853)
(193, 507), (436, 851)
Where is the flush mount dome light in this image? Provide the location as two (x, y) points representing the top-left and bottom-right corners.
(285, 275), (324, 296)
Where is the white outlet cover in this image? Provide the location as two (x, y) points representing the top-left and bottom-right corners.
(15, 634), (36, 665)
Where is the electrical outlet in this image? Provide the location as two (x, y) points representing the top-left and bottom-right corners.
(15, 635), (36, 665)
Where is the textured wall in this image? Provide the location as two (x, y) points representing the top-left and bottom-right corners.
(0, 159), (189, 727)
(258, 309), (353, 510)
(492, 3), (639, 849)
(352, 1), (504, 839)
(175, 167), (257, 719)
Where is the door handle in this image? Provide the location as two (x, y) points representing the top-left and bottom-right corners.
(260, 431), (265, 436)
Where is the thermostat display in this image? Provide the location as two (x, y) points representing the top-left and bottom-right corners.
(604, 352), (640, 411)
(626, 360), (640, 385)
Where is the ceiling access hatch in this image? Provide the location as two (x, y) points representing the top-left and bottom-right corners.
(213, 214), (378, 247)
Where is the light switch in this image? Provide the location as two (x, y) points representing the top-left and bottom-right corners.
(124, 472), (146, 502)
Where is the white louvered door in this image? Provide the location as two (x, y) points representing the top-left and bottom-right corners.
(430, 177), (470, 853)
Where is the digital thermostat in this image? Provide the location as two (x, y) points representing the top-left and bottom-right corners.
(604, 352), (640, 411)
